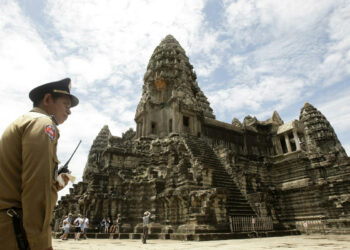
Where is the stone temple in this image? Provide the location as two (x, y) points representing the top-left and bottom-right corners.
(53, 35), (350, 240)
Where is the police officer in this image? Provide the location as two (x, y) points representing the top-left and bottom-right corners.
(0, 78), (79, 250)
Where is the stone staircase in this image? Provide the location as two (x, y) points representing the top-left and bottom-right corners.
(184, 136), (256, 217)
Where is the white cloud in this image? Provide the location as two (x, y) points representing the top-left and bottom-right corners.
(223, 0), (334, 43)
(0, 0), (61, 132)
(315, 2), (350, 86)
(194, 54), (222, 77)
(317, 89), (350, 135)
(208, 75), (305, 121)
(45, 0), (226, 82)
(344, 144), (350, 156)
(206, 0), (349, 126)
(0, 1), (63, 93)
(229, 55), (247, 68)
(64, 54), (113, 87)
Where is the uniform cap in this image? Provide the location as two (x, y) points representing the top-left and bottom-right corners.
(29, 78), (79, 107)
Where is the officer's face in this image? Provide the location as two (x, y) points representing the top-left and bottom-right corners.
(46, 95), (72, 124)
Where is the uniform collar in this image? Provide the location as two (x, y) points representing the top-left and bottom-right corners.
(30, 107), (58, 125)
(30, 107), (48, 115)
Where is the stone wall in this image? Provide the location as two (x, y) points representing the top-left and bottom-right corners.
(54, 132), (255, 234)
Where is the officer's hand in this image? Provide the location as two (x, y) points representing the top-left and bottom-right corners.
(56, 173), (70, 191)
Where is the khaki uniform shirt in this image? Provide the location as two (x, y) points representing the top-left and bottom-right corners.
(0, 107), (60, 250)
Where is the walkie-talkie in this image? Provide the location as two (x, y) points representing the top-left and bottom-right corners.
(57, 140), (81, 175)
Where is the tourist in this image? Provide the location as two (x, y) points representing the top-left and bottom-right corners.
(68, 212), (73, 223)
(60, 216), (67, 239)
(81, 215), (89, 239)
(116, 214), (122, 233)
(60, 212), (73, 240)
(74, 214), (83, 240)
(110, 214), (122, 233)
(100, 217), (107, 233)
(109, 218), (117, 233)
(105, 217), (111, 233)
(0, 78), (78, 250)
(61, 215), (71, 240)
(303, 222), (309, 235)
(142, 211), (151, 244)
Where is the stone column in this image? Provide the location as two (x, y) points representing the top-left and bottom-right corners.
(188, 116), (194, 135)
(193, 117), (197, 136)
(161, 109), (166, 137)
(143, 117), (147, 137)
(136, 122), (140, 138)
(196, 117), (201, 136)
(137, 121), (140, 137)
(284, 133), (292, 153)
(274, 136), (283, 155)
(173, 107), (178, 133)
(180, 114), (184, 134)
(140, 121), (143, 137)
(292, 129), (301, 151)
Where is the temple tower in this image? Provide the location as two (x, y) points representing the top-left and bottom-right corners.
(299, 103), (347, 158)
(135, 35), (214, 138)
(83, 125), (111, 180)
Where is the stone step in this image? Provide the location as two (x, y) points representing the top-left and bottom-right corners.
(226, 205), (254, 210)
(226, 201), (253, 206)
(223, 199), (253, 213)
(226, 201), (255, 207)
(227, 207), (255, 213)
(184, 136), (256, 217)
(213, 178), (239, 184)
(226, 201), (251, 206)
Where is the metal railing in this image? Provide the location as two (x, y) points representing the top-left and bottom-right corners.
(229, 216), (273, 232)
(295, 220), (325, 234)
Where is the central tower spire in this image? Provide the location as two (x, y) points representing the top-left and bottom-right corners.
(135, 35), (214, 138)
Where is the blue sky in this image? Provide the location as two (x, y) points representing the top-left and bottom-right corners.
(1, 0), (349, 198)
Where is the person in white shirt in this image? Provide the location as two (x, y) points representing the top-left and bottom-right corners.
(81, 215), (89, 239)
(60, 213), (72, 240)
(142, 211), (151, 244)
(73, 214), (83, 240)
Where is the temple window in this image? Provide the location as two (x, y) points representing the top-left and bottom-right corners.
(151, 122), (157, 134)
(183, 116), (190, 133)
(289, 133), (297, 151)
(169, 119), (173, 133)
(183, 116), (189, 127)
(280, 136), (288, 154)
(298, 133), (306, 151)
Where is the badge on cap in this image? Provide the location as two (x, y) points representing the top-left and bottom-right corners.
(45, 125), (56, 140)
